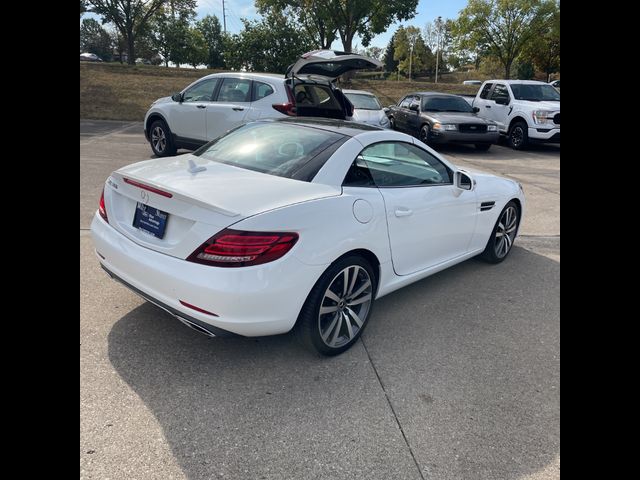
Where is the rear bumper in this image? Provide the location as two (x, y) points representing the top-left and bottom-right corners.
(90, 213), (326, 337)
(429, 130), (499, 144)
(528, 127), (560, 142)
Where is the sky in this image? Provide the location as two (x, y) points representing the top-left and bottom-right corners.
(195, 0), (469, 49)
(84, 0), (470, 50)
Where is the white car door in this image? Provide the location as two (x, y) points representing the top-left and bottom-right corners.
(353, 141), (477, 275)
(486, 83), (511, 131)
(171, 78), (220, 141)
(204, 77), (252, 140)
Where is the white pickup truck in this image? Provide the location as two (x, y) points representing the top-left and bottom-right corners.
(468, 80), (560, 149)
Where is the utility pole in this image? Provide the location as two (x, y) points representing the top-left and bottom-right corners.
(222, 0), (226, 33)
(435, 16), (442, 83)
(409, 42), (414, 81)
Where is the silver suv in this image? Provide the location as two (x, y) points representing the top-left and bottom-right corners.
(144, 50), (382, 157)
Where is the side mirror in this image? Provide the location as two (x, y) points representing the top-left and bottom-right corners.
(455, 171), (474, 191)
(409, 103), (419, 112)
(171, 92), (183, 103)
(472, 106), (480, 113)
(494, 97), (509, 105)
(383, 107), (389, 114)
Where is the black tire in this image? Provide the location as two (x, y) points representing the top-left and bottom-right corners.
(149, 119), (177, 157)
(419, 124), (430, 145)
(507, 121), (528, 150)
(389, 116), (395, 130)
(474, 143), (492, 151)
(479, 201), (520, 264)
(295, 255), (377, 356)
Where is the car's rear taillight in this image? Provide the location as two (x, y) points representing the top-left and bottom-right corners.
(99, 187), (108, 223)
(272, 103), (296, 115)
(272, 85), (297, 116)
(187, 229), (299, 267)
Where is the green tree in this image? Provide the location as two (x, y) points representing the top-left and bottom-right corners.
(453, 0), (556, 79)
(365, 46), (383, 61)
(522, 2), (559, 81)
(383, 32), (399, 73)
(148, 1), (195, 67)
(88, 0), (166, 64)
(80, 18), (113, 60)
(197, 15), (225, 68)
(316, 0), (419, 53)
(224, 12), (315, 72)
(393, 26), (434, 79)
(256, 0), (338, 49)
(516, 59), (535, 79)
(185, 28), (208, 68)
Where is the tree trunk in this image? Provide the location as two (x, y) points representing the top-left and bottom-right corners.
(504, 60), (512, 79)
(342, 32), (353, 53)
(126, 29), (135, 65)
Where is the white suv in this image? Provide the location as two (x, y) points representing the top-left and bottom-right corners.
(144, 50), (382, 157)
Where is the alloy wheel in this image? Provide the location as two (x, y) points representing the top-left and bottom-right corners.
(318, 265), (373, 348)
(152, 126), (166, 153)
(495, 206), (518, 258)
(510, 126), (524, 148)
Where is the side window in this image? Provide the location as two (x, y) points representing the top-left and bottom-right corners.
(490, 84), (510, 102)
(399, 96), (411, 109)
(216, 78), (252, 102)
(479, 83), (493, 99)
(182, 78), (219, 103)
(345, 142), (452, 187)
(253, 81), (274, 101)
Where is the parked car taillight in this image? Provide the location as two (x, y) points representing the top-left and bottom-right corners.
(272, 103), (297, 116)
(273, 86), (298, 116)
(99, 187), (108, 223)
(187, 229), (299, 267)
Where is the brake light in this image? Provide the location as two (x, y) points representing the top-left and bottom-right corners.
(187, 229), (299, 267)
(124, 177), (173, 198)
(272, 85), (297, 116)
(99, 187), (108, 223)
(272, 103), (296, 116)
(179, 300), (219, 317)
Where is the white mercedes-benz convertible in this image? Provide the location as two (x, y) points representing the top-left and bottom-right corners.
(91, 118), (525, 355)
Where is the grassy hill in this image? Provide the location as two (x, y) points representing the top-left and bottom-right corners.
(80, 62), (480, 121)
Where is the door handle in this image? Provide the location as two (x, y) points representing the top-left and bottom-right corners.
(232, 107), (245, 111)
(394, 208), (413, 217)
(196, 105), (206, 109)
(485, 105), (491, 108)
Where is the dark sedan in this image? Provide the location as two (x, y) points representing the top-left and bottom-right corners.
(387, 92), (500, 151)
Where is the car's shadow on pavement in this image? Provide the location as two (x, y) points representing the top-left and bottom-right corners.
(107, 246), (559, 480)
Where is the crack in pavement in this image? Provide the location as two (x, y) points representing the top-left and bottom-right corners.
(360, 336), (427, 480)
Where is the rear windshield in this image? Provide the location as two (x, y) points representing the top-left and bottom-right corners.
(510, 84), (560, 101)
(422, 96), (473, 113)
(194, 122), (344, 180)
(344, 93), (381, 110)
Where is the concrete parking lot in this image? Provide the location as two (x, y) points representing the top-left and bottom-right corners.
(80, 120), (559, 480)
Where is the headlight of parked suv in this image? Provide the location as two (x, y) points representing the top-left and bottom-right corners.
(487, 125), (498, 132)
(532, 110), (555, 125)
(433, 123), (457, 131)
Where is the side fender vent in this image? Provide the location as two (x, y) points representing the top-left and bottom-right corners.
(480, 201), (496, 212)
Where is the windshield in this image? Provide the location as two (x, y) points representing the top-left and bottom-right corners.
(511, 84), (560, 101)
(422, 96), (474, 113)
(194, 122), (344, 180)
(344, 93), (382, 110)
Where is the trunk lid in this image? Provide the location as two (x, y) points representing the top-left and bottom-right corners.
(285, 50), (383, 79)
(104, 154), (341, 259)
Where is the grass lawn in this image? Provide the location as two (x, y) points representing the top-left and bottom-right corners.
(80, 62), (481, 121)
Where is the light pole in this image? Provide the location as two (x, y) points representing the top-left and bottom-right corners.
(435, 16), (442, 83)
(409, 42), (414, 81)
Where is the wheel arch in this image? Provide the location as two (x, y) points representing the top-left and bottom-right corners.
(146, 112), (170, 135)
(508, 115), (528, 131)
